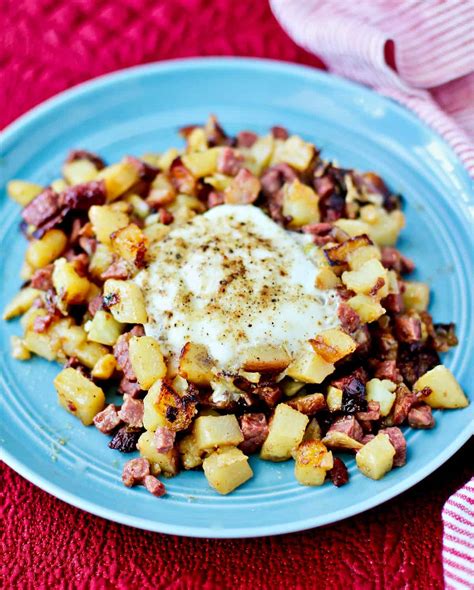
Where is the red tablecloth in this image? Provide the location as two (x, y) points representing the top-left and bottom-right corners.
(1, 1), (472, 588)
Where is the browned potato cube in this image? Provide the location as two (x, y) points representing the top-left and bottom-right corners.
(309, 328), (357, 363)
(413, 365), (468, 409)
(282, 179), (320, 228)
(294, 440), (333, 486)
(103, 279), (147, 323)
(52, 258), (91, 305)
(178, 342), (215, 386)
(128, 335), (167, 390)
(54, 367), (105, 425)
(241, 345), (291, 373)
(202, 447), (253, 495)
(110, 223), (148, 267)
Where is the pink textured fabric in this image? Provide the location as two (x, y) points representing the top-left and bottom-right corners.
(270, 0), (474, 174)
(442, 478), (474, 590)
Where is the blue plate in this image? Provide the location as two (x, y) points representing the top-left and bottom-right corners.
(1, 58), (473, 538)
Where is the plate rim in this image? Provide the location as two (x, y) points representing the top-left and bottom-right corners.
(1, 56), (473, 538)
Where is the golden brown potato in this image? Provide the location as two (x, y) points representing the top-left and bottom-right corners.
(342, 259), (389, 299)
(26, 229), (67, 269)
(347, 294), (386, 323)
(144, 379), (197, 432)
(53, 258), (91, 305)
(110, 223), (148, 267)
(178, 434), (203, 470)
(91, 353), (117, 379)
(7, 180), (43, 206)
(96, 159), (140, 201)
(89, 205), (129, 245)
(63, 159), (98, 185)
(128, 335), (167, 390)
(309, 328), (357, 363)
(86, 310), (124, 346)
(54, 367), (105, 425)
(10, 336), (31, 360)
(103, 279), (147, 324)
(324, 235), (372, 266)
(137, 431), (179, 476)
(366, 378), (397, 416)
(286, 349), (335, 384)
(3, 288), (42, 320)
(178, 342), (215, 386)
(241, 345), (291, 373)
(294, 440), (333, 486)
(403, 282), (430, 312)
(182, 148), (219, 178)
(282, 179), (320, 228)
(194, 414), (244, 452)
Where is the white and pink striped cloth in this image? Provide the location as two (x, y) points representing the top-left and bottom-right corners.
(271, 2), (474, 587)
(270, 0), (474, 176)
(442, 478), (474, 589)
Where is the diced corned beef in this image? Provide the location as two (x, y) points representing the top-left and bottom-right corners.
(287, 393), (326, 415)
(236, 131), (258, 148)
(328, 416), (364, 442)
(205, 115), (229, 146)
(397, 344), (439, 386)
(373, 329), (398, 361)
(353, 325), (371, 356)
(382, 293), (404, 314)
(30, 265), (53, 291)
(169, 157), (196, 194)
(100, 259), (130, 280)
(394, 315), (422, 343)
(64, 356), (89, 377)
(66, 149), (106, 170)
(408, 404), (435, 429)
(390, 383), (418, 426)
(118, 377), (143, 398)
(118, 397), (144, 428)
(356, 401), (381, 422)
(88, 295), (104, 317)
(332, 367), (368, 389)
(314, 175), (336, 200)
(302, 222), (335, 245)
(114, 331), (138, 381)
(93, 404), (121, 434)
(271, 126), (289, 140)
(22, 188), (63, 228)
(381, 247), (415, 274)
(217, 147), (244, 176)
(158, 207), (174, 225)
(253, 383), (282, 407)
(154, 426), (176, 453)
(122, 457), (150, 487)
(328, 457), (349, 487)
(60, 180), (106, 211)
(379, 427), (406, 467)
(143, 475), (166, 497)
(33, 311), (58, 333)
(239, 413), (269, 455)
(261, 163), (297, 198)
(207, 191), (225, 208)
(338, 302), (360, 333)
(373, 360), (403, 383)
(227, 168), (261, 204)
(361, 434), (375, 445)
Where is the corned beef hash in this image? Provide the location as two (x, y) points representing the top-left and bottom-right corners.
(4, 116), (468, 497)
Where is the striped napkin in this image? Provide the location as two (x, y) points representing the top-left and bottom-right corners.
(270, 0), (474, 176)
(442, 478), (474, 590)
(270, 2), (474, 585)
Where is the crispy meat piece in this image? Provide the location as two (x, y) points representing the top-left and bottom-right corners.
(236, 131), (258, 148)
(101, 259), (130, 280)
(217, 147), (244, 176)
(271, 126), (289, 140)
(122, 458), (150, 487)
(379, 427), (406, 467)
(93, 404), (121, 434)
(22, 188), (63, 228)
(118, 397), (144, 428)
(328, 416), (364, 442)
(408, 404), (435, 429)
(30, 265), (54, 291)
(143, 475), (166, 497)
(239, 413), (269, 455)
(373, 360), (403, 383)
(381, 247), (415, 274)
(394, 314), (422, 343)
(338, 302), (360, 333)
(390, 383), (418, 426)
(154, 426), (176, 453)
(356, 401), (381, 422)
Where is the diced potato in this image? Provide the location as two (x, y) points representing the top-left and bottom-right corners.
(20, 261), (34, 281)
(54, 324), (87, 357)
(315, 267), (341, 290)
(326, 386), (343, 412)
(7, 180), (43, 206)
(143, 223), (171, 244)
(241, 345), (291, 373)
(322, 431), (363, 451)
(182, 148), (219, 178)
(75, 341), (109, 369)
(144, 379), (197, 432)
(342, 259), (389, 298)
(186, 127), (208, 152)
(54, 367), (105, 425)
(103, 279), (147, 323)
(26, 229), (67, 269)
(347, 245), (381, 270)
(89, 205), (129, 245)
(91, 354), (117, 379)
(334, 218), (371, 238)
(110, 223), (148, 266)
(282, 179), (320, 228)
(51, 178), (68, 192)
(178, 342), (215, 386)
(63, 159), (98, 185)
(246, 134), (274, 175)
(194, 415), (244, 452)
(287, 392), (326, 415)
(347, 294), (386, 323)
(303, 418), (322, 442)
(178, 434), (204, 470)
(356, 433), (395, 480)
(260, 404), (309, 461)
(202, 447), (253, 495)
(324, 235), (373, 266)
(360, 206), (405, 247)
(275, 135), (315, 172)
(158, 148), (180, 172)
(310, 328), (357, 363)
(286, 349), (335, 384)
(10, 335), (31, 360)
(20, 307), (46, 331)
(137, 431), (179, 477)
(403, 282), (430, 312)
(281, 379), (306, 397)
(147, 173), (176, 207)
(86, 310), (124, 346)
(366, 378), (397, 416)
(3, 288), (41, 320)
(125, 194), (150, 219)
(53, 258), (91, 305)
(413, 365), (468, 409)
(96, 159), (140, 201)
(24, 330), (60, 361)
(204, 172), (233, 191)
(128, 335), (167, 390)
(294, 440), (333, 486)
(89, 244), (115, 278)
